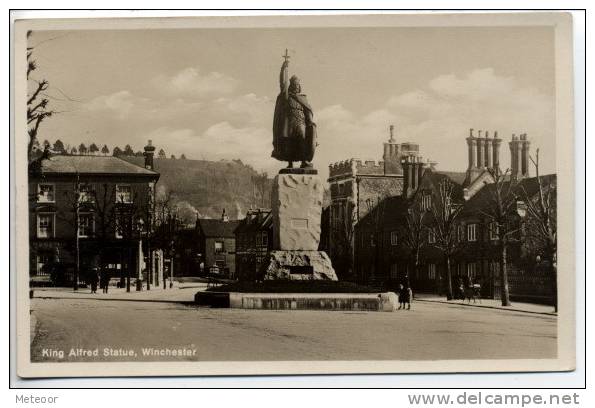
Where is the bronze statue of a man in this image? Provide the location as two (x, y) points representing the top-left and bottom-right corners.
(272, 51), (317, 169)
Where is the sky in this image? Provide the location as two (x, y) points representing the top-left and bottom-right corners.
(29, 26), (556, 178)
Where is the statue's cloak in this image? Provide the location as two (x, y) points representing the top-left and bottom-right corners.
(272, 93), (315, 162)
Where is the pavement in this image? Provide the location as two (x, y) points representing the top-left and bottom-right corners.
(414, 293), (557, 316)
(30, 284), (210, 303)
(29, 293), (557, 363)
(32, 286), (557, 316)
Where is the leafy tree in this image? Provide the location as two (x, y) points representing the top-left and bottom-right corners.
(123, 144), (134, 156)
(27, 31), (54, 162)
(78, 143), (87, 155)
(101, 144), (109, 155)
(158, 149), (166, 159)
(42, 139), (50, 148)
(70, 147), (77, 155)
(112, 146), (122, 157)
(135, 151), (143, 157)
(89, 143), (99, 155)
(180, 154), (187, 160)
(170, 154), (176, 160)
(53, 139), (65, 153)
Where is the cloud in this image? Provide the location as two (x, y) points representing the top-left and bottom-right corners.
(69, 67), (555, 178)
(318, 68), (555, 174)
(145, 123), (276, 172)
(153, 67), (239, 98)
(84, 91), (151, 120)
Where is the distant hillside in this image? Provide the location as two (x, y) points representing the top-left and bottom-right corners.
(122, 156), (271, 222)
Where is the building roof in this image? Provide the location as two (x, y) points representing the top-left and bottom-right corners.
(356, 195), (410, 230)
(30, 154), (159, 176)
(436, 171), (467, 185)
(460, 174), (556, 216)
(197, 218), (241, 238)
(418, 169), (465, 202)
(234, 209), (272, 234)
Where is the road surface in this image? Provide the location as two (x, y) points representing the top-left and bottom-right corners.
(30, 296), (556, 362)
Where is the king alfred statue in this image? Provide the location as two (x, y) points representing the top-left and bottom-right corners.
(272, 50), (317, 169)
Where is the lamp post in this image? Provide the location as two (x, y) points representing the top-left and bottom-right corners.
(136, 217), (145, 292)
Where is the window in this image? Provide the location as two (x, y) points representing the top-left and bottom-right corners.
(489, 222), (499, 240)
(79, 184), (94, 203)
(260, 232), (268, 247)
(36, 252), (53, 275)
(37, 184), (55, 203)
(37, 213), (54, 238)
(390, 263), (399, 280)
(428, 228), (436, 244)
(467, 223), (477, 242)
(457, 224), (465, 242)
(421, 194), (432, 211)
(214, 241), (224, 253)
(370, 233), (376, 247)
(390, 231), (398, 246)
(428, 263), (436, 280)
(467, 262), (477, 279)
(115, 216), (123, 239)
(489, 260), (500, 277)
(78, 213), (94, 238)
(116, 184), (132, 203)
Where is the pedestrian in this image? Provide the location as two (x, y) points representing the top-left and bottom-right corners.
(100, 269), (110, 294)
(89, 267), (99, 294)
(398, 283), (412, 310)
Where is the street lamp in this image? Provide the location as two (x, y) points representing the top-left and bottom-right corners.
(136, 217), (145, 291)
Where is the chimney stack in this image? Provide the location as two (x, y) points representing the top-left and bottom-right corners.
(383, 124), (401, 175)
(520, 133), (530, 177)
(402, 155), (423, 198)
(144, 140), (156, 170)
(221, 208), (229, 222)
(509, 133), (529, 181)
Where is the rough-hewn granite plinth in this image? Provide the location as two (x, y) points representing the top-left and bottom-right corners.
(263, 250), (338, 281)
(271, 173), (323, 251)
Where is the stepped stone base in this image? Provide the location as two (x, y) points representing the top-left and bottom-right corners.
(263, 250), (338, 281)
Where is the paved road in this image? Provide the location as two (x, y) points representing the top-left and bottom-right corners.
(30, 297), (556, 362)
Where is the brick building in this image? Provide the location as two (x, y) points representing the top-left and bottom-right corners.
(326, 125), (425, 280)
(234, 208), (273, 281)
(28, 141), (162, 288)
(196, 210), (239, 279)
(353, 129), (556, 303)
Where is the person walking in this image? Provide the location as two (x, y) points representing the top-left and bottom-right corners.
(100, 269), (110, 294)
(89, 267), (99, 294)
(398, 283), (412, 310)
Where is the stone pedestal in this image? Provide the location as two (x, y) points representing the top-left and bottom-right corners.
(264, 172), (337, 281)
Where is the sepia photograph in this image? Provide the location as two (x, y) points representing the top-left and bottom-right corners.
(13, 12), (576, 378)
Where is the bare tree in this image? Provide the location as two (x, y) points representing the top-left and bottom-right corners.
(251, 172), (269, 208)
(520, 148), (557, 311)
(59, 174), (83, 290)
(365, 195), (389, 285)
(429, 179), (463, 300)
(331, 200), (356, 281)
(479, 169), (520, 307)
(27, 31), (54, 162)
(402, 202), (426, 287)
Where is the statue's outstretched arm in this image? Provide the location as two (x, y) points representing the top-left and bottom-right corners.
(279, 60), (289, 97)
